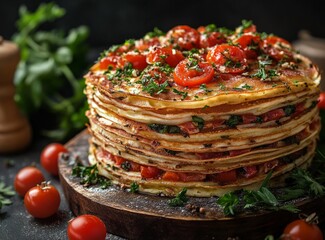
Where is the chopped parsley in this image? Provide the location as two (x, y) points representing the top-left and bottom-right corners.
(192, 116), (205, 130)
(72, 164), (111, 189)
(130, 182), (139, 193)
(168, 188), (188, 207)
(121, 161), (132, 171)
(148, 123), (182, 134)
(283, 105), (296, 117)
(173, 88), (188, 100)
(200, 84), (212, 93)
(142, 79), (169, 95)
(225, 115), (243, 128)
(251, 59), (279, 81)
(241, 83), (253, 90)
(145, 27), (165, 38)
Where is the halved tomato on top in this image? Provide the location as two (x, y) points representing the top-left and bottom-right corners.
(166, 25), (200, 50)
(147, 46), (184, 67)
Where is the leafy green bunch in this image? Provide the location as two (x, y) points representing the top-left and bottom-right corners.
(12, 2), (89, 140)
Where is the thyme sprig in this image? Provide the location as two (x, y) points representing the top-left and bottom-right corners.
(168, 188), (188, 207)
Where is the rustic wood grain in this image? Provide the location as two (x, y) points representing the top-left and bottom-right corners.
(59, 130), (325, 240)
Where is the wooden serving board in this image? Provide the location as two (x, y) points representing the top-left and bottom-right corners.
(59, 130), (325, 240)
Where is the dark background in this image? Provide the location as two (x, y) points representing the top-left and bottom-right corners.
(1, 0), (324, 63)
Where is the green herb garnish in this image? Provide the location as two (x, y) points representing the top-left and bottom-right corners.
(72, 164), (111, 189)
(217, 192), (239, 215)
(225, 115), (243, 128)
(0, 182), (15, 210)
(130, 182), (139, 193)
(173, 88), (188, 100)
(148, 123), (182, 134)
(145, 27), (165, 38)
(168, 188), (188, 207)
(192, 116), (205, 130)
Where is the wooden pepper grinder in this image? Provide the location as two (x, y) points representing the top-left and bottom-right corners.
(0, 36), (32, 153)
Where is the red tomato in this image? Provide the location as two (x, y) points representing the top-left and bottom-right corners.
(24, 182), (60, 218)
(67, 214), (107, 240)
(262, 108), (286, 122)
(112, 155), (125, 165)
(206, 44), (247, 74)
(119, 52), (147, 70)
(282, 214), (323, 240)
(260, 36), (292, 61)
(199, 31), (227, 48)
(242, 166), (258, 178)
(234, 34), (261, 59)
(136, 37), (160, 51)
(173, 59), (214, 87)
(243, 24), (257, 33)
(14, 166), (45, 197)
(41, 143), (68, 176)
(98, 55), (120, 70)
(214, 170), (237, 184)
(162, 172), (180, 181)
(318, 92), (325, 109)
(147, 46), (184, 67)
(229, 149), (251, 157)
(166, 25), (200, 50)
(242, 114), (259, 124)
(178, 172), (206, 182)
(140, 166), (161, 179)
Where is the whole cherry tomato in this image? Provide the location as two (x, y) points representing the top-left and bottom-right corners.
(41, 143), (68, 176)
(318, 92), (325, 109)
(24, 182), (60, 218)
(67, 214), (107, 240)
(281, 213), (323, 240)
(206, 44), (247, 74)
(146, 46), (184, 67)
(14, 166), (45, 197)
(166, 25), (200, 50)
(98, 55), (120, 70)
(173, 58), (214, 87)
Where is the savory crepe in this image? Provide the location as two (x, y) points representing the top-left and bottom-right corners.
(84, 21), (321, 197)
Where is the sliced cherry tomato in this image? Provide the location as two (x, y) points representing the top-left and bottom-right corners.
(242, 114), (260, 124)
(166, 25), (200, 50)
(24, 182), (60, 218)
(260, 36), (292, 61)
(179, 121), (200, 134)
(98, 55), (120, 70)
(318, 92), (325, 109)
(130, 162), (141, 172)
(14, 166), (45, 197)
(162, 172), (180, 181)
(262, 108), (286, 122)
(119, 52), (148, 70)
(140, 166), (161, 179)
(67, 214), (107, 240)
(147, 46), (184, 67)
(282, 213), (323, 240)
(41, 143), (68, 176)
(178, 172), (206, 182)
(173, 59), (214, 87)
(199, 31), (227, 48)
(234, 34), (261, 59)
(206, 44), (247, 74)
(214, 170), (237, 184)
(136, 37), (160, 51)
(243, 24), (256, 33)
(242, 166), (258, 178)
(195, 152), (224, 160)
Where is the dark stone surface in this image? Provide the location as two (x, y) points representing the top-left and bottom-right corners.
(0, 132), (121, 240)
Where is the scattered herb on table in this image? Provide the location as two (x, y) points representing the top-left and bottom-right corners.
(72, 164), (111, 189)
(0, 181), (15, 210)
(12, 3), (89, 141)
(168, 188), (188, 207)
(130, 182), (139, 193)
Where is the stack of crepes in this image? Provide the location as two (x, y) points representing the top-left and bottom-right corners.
(84, 21), (321, 197)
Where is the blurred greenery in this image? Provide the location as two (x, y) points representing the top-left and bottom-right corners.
(12, 2), (89, 141)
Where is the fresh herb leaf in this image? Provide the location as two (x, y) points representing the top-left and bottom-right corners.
(130, 182), (139, 193)
(225, 115), (243, 128)
(72, 163), (111, 189)
(200, 84), (212, 93)
(217, 192), (239, 215)
(283, 105), (296, 117)
(192, 116), (205, 130)
(148, 123), (182, 134)
(145, 27), (165, 38)
(141, 79), (169, 96)
(121, 161), (132, 171)
(251, 59), (278, 81)
(0, 181), (15, 210)
(168, 188), (188, 207)
(173, 88), (188, 100)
